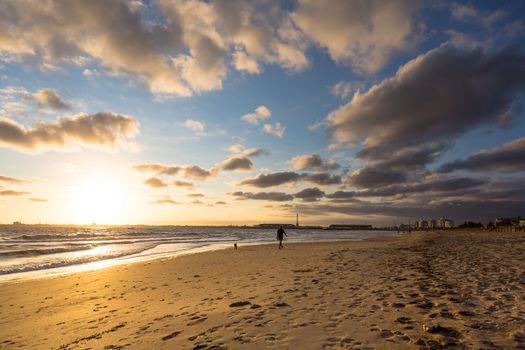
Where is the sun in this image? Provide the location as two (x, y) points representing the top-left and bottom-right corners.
(71, 175), (128, 225)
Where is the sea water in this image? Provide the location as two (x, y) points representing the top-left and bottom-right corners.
(0, 225), (401, 280)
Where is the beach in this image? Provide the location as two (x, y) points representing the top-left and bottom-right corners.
(1, 230), (524, 349)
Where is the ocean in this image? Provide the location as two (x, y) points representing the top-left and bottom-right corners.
(0, 225), (400, 281)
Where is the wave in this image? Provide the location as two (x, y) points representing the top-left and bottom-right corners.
(0, 245), (96, 258)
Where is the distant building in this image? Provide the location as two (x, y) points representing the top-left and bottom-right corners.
(438, 218), (454, 228)
(520, 218), (525, 227)
(496, 216), (521, 226)
(417, 220), (428, 229)
(429, 219), (437, 229)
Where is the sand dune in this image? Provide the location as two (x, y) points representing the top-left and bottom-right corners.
(1, 231), (524, 349)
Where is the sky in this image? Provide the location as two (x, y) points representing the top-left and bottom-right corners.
(0, 0), (525, 226)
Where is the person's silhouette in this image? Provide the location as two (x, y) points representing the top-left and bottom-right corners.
(277, 225), (287, 249)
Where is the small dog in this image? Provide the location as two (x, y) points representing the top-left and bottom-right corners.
(234, 243), (238, 250)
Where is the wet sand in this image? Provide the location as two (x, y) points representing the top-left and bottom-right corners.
(1, 230), (524, 349)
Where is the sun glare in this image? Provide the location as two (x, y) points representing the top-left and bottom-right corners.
(71, 175), (128, 225)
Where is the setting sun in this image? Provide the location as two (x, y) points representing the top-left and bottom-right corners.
(71, 176), (127, 225)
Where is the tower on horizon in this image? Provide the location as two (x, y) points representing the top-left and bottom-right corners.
(296, 212), (299, 227)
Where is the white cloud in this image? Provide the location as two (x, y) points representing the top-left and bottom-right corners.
(331, 81), (361, 99)
(183, 119), (205, 134)
(262, 122), (285, 138)
(233, 51), (260, 74)
(292, 0), (420, 73)
(241, 105), (271, 125)
(0, 112), (139, 153)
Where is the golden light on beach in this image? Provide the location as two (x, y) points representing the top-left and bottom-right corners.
(71, 176), (128, 225)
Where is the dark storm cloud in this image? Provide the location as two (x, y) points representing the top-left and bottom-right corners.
(328, 45), (525, 163)
(347, 167), (407, 188)
(302, 172), (343, 186)
(220, 156), (253, 171)
(229, 191), (294, 202)
(439, 137), (525, 173)
(294, 187), (325, 202)
(362, 175), (488, 197)
(326, 175), (487, 201)
(238, 171), (301, 188)
(296, 199), (525, 223)
(290, 154), (339, 171)
(370, 142), (450, 170)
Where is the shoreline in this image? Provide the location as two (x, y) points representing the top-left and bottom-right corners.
(0, 232), (400, 283)
(1, 230), (524, 349)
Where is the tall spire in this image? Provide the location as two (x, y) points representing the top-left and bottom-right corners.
(296, 212), (299, 227)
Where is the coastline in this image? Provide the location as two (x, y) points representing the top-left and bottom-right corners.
(1, 230), (523, 349)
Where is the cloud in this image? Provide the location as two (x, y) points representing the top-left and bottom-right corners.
(294, 187), (325, 202)
(215, 200), (227, 205)
(227, 144), (244, 153)
(295, 199), (525, 224)
(331, 81), (361, 99)
(0, 174), (29, 185)
(229, 191), (294, 202)
(439, 137), (525, 173)
(183, 119), (205, 134)
(0, 0), (192, 96)
(356, 174), (488, 198)
(240, 105), (271, 125)
(221, 156), (253, 172)
(151, 197), (181, 205)
(233, 51), (260, 74)
(187, 193), (204, 198)
(0, 112), (139, 153)
(323, 174), (487, 205)
(242, 147), (268, 157)
(327, 45), (525, 165)
(213, 0), (309, 73)
(130, 163), (215, 180)
(451, 3), (507, 27)
(302, 172), (342, 186)
(227, 144), (267, 157)
(144, 177), (168, 188)
(262, 122), (285, 138)
(369, 142), (450, 170)
(183, 165), (216, 180)
(0, 190), (29, 196)
(347, 167), (406, 189)
(290, 153), (339, 171)
(292, 0), (420, 73)
(239, 171), (301, 188)
(23, 89), (71, 110)
(173, 180), (195, 190)
(29, 197), (48, 202)
(130, 164), (181, 176)
(325, 191), (357, 200)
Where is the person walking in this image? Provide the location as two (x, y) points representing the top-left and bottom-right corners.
(277, 225), (287, 249)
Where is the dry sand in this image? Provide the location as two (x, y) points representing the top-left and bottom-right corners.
(1, 230), (525, 349)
